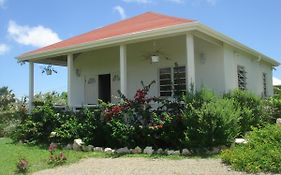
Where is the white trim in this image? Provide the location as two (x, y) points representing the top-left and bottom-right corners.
(120, 45), (127, 96)
(28, 62), (34, 113)
(67, 54), (74, 107)
(186, 33), (195, 91)
(18, 22), (279, 66)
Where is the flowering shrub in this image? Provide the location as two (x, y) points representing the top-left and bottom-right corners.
(11, 82), (274, 151)
(48, 143), (67, 165)
(16, 158), (28, 173)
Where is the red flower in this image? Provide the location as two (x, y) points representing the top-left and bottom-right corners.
(111, 105), (122, 115)
(134, 89), (147, 103)
(48, 145), (53, 152)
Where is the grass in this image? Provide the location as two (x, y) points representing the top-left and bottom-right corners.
(0, 138), (107, 175)
(0, 138), (218, 175)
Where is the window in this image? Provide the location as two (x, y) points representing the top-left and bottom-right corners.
(262, 73), (267, 97)
(237, 65), (247, 90)
(159, 66), (186, 97)
(173, 66), (186, 96)
(159, 68), (172, 97)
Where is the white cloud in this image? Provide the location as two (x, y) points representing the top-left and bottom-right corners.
(0, 0), (5, 8)
(123, 0), (152, 4)
(273, 77), (281, 86)
(8, 20), (62, 48)
(167, 0), (185, 4)
(113, 6), (127, 20)
(0, 43), (9, 55)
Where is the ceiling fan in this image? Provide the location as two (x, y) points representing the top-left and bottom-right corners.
(141, 41), (171, 63)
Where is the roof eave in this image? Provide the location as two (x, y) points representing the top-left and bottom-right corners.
(18, 22), (280, 67)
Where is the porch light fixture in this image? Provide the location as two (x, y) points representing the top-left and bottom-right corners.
(76, 69), (81, 77)
(151, 55), (160, 63)
(200, 53), (206, 64)
(113, 74), (120, 81)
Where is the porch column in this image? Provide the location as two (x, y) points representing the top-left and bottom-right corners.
(120, 45), (127, 96)
(186, 33), (196, 92)
(67, 53), (74, 107)
(28, 62), (34, 113)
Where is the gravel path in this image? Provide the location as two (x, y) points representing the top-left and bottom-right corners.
(33, 157), (247, 175)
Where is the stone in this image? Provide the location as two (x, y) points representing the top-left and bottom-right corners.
(82, 145), (89, 152)
(73, 139), (84, 151)
(209, 147), (221, 154)
(93, 147), (104, 152)
(131, 146), (142, 154)
(50, 132), (57, 138)
(156, 148), (164, 155)
(181, 148), (191, 156)
(276, 118), (281, 124)
(167, 150), (180, 155)
(82, 145), (94, 152)
(143, 146), (154, 155)
(235, 138), (247, 144)
(116, 147), (130, 154)
(104, 148), (114, 153)
(64, 144), (73, 150)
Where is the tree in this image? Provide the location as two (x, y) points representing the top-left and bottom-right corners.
(0, 87), (16, 111)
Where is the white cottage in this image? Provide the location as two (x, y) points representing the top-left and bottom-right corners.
(18, 12), (280, 110)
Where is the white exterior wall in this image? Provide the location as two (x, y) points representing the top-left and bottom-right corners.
(72, 47), (120, 106)
(194, 37), (225, 93)
(223, 43), (273, 96)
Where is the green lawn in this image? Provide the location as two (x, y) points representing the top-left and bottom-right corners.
(0, 138), (107, 175)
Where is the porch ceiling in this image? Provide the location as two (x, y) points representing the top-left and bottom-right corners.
(31, 55), (67, 66)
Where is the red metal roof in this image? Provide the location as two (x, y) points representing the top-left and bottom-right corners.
(21, 12), (194, 57)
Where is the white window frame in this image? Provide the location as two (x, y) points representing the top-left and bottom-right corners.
(159, 66), (186, 97)
(262, 73), (267, 97)
(237, 65), (247, 90)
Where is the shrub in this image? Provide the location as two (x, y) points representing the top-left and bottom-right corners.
(224, 89), (268, 134)
(221, 124), (281, 173)
(183, 90), (241, 148)
(265, 92), (281, 123)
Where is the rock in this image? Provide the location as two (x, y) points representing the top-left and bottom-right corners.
(209, 147), (221, 154)
(167, 150), (180, 155)
(73, 139), (84, 151)
(116, 147), (130, 154)
(181, 148), (191, 156)
(64, 144), (73, 150)
(131, 146), (142, 154)
(104, 148), (114, 153)
(93, 147), (104, 152)
(50, 132), (57, 138)
(276, 118), (281, 124)
(235, 138), (247, 144)
(82, 145), (94, 152)
(156, 148), (164, 154)
(143, 146), (154, 155)
(88, 145), (94, 150)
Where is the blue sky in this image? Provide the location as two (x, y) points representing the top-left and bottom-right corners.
(0, 0), (280, 97)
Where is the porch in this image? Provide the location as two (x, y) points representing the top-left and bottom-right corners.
(27, 33), (224, 111)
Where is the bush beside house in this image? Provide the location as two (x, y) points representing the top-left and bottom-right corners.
(11, 82), (276, 151)
(221, 124), (281, 173)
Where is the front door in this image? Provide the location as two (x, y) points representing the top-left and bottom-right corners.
(98, 74), (111, 103)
